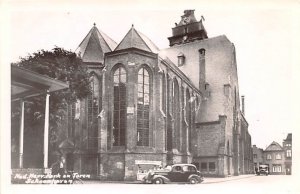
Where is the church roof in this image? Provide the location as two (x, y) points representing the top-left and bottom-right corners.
(114, 25), (159, 53)
(76, 24), (117, 63)
(265, 141), (283, 151)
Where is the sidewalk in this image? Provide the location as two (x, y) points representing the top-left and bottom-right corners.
(203, 174), (255, 184)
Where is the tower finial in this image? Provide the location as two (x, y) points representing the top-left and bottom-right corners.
(132, 24), (134, 28)
(93, 22), (96, 27)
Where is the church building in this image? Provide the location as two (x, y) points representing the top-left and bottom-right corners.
(12, 10), (253, 180)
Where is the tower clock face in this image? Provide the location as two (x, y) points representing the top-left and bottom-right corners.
(183, 17), (190, 24)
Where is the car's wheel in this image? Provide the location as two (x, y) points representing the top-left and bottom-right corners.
(153, 178), (164, 184)
(189, 177), (198, 184)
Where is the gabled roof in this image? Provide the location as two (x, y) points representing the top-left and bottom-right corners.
(114, 25), (159, 53)
(265, 141), (283, 151)
(76, 24), (117, 63)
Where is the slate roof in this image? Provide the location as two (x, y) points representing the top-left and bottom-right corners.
(114, 25), (159, 53)
(76, 24), (117, 63)
(265, 141), (283, 151)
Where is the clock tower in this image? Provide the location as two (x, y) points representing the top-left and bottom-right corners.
(168, 10), (208, 46)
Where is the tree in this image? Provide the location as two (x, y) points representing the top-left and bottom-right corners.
(11, 47), (91, 167)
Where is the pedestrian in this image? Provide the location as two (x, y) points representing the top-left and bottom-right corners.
(58, 156), (66, 175)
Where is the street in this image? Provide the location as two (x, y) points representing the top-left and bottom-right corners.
(82, 175), (297, 194)
(9, 175), (298, 194)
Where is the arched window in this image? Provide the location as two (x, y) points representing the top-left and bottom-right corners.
(87, 74), (100, 149)
(137, 67), (150, 146)
(67, 103), (75, 138)
(186, 89), (191, 152)
(113, 67), (126, 146)
(173, 79), (180, 149)
(161, 73), (166, 112)
(166, 74), (172, 151)
(181, 86), (185, 151)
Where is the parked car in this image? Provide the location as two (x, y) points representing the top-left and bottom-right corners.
(256, 164), (269, 176)
(142, 164), (204, 184)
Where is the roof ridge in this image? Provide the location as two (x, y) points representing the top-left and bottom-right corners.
(114, 27), (133, 51)
(134, 28), (152, 52)
(114, 25), (158, 53)
(75, 26), (94, 56)
(88, 28), (104, 55)
(97, 28), (117, 51)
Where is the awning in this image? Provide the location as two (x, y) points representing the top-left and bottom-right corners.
(11, 65), (69, 101)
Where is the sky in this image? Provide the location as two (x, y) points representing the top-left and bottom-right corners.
(1, 0), (300, 150)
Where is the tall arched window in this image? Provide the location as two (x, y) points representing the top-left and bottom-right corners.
(113, 67), (126, 146)
(137, 67), (150, 146)
(87, 74), (100, 149)
(181, 86), (185, 151)
(186, 89), (191, 152)
(166, 74), (172, 151)
(173, 79), (180, 149)
(67, 103), (75, 138)
(161, 72), (166, 112)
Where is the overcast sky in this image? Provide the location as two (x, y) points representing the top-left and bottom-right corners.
(1, 0), (300, 149)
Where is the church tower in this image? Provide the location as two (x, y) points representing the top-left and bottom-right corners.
(168, 10), (208, 46)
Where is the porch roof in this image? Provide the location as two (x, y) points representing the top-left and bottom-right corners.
(11, 65), (69, 101)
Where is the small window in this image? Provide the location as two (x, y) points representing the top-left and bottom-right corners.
(177, 53), (185, 67)
(267, 154), (272, 160)
(272, 165), (282, 172)
(287, 150), (292, 157)
(201, 162), (207, 172)
(275, 153), (281, 160)
(184, 27), (188, 34)
(199, 48), (206, 56)
(209, 162), (216, 172)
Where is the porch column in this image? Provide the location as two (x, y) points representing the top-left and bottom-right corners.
(19, 99), (25, 168)
(43, 91), (50, 168)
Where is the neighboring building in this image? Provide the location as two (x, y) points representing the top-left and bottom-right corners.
(253, 145), (264, 172)
(264, 141), (285, 175)
(12, 10), (253, 180)
(283, 133), (292, 175)
(253, 133), (292, 175)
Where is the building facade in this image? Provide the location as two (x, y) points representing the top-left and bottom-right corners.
(253, 133), (292, 175)
(264, 141), (285, 175)
(12, 10), (253, 180)
(283, 133), (292, 175)
(253, 144), (264, 172)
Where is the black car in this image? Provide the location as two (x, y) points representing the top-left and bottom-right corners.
(256, 164), (269, 176)
(142, 164), (203, 184)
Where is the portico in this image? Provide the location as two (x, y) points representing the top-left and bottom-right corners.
(11, 65), (68, 170)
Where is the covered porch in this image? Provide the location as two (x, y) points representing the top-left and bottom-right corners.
(11, 65), (69, 176)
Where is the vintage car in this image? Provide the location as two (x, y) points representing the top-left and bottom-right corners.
(142, 164), (203, 184)
(256, 164), (269, 176)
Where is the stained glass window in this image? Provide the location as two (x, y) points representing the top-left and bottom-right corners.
(137, 67), (150, 146)
(113, 67), (126, 146)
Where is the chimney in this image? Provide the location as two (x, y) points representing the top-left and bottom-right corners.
(241, 95), (245, 115)
(199, 48), (206, 90)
